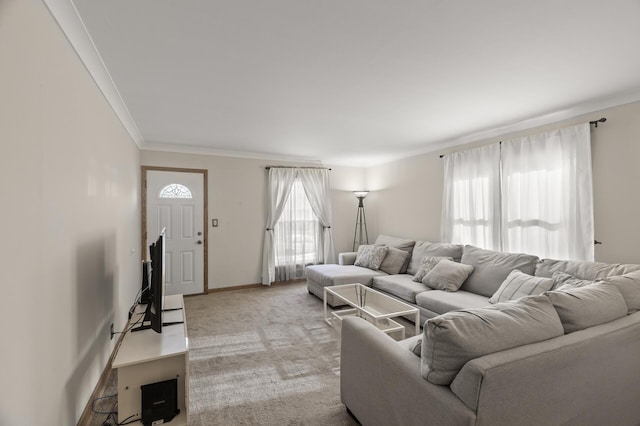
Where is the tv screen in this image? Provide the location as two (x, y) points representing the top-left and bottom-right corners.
(149, 230), (165, 333)
(132, 229), (165, 333)
(140, 260), (152, 305)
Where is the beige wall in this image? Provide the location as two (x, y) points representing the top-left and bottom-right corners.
(140, 151), (366, 288)
(366, 100), (640, 265)
(0, 1), (140, 424)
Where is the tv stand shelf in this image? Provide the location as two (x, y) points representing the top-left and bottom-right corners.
(113, 294), (189, 425)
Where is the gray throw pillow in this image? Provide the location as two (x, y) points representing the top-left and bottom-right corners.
(354, 245), (388, 270)
(545, 283), (627, 334)
(421, 295), (564, 385)
(597, 270), (640, 314)
(422, 259), (473, 292)
(413, 256), (454, 283)
(551, 271), (595, 290)
(490, 270), (554, 303)
(379, 247), (411, 275)
(410, 338), (422, 356)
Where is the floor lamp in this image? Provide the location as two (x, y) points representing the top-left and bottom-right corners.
(353, 191), (369, 251)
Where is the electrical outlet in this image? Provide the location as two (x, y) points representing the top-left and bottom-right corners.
(110, 323), (115, 340)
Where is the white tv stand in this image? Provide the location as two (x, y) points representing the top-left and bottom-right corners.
(113, 294), (189, 425)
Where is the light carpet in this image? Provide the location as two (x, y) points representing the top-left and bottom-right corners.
(184, 282), (357, 425)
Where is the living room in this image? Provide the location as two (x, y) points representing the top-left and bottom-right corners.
(3, 1), (640, 425)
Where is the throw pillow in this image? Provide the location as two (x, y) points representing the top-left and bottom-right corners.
(597, 270), (640, 314)
(410, 338), (422, 356)
(551, 271), (595, 290)
(413, 256), (454, 283)
(399, 335), (423, 357)
(545, 283), (628, 334)
(354, 245), (388, 270)
(422, 259), (473, 292)
(421, 295), (564, 385)
(379, 247), (412, 275)
(490, 270), (554, 303)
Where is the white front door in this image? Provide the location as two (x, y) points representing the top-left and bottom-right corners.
(146, 170), (205, 295)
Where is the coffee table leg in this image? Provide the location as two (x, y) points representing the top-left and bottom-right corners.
(323, 288), (328, 325)
(415, 312), (420, 336)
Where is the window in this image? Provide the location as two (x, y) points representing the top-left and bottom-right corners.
(442, 123), (594, 261)
(274, 180), (320, 280)
(159, 183), (192, 199)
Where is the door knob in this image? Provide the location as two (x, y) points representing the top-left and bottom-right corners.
(196, 240), (202, 245)
(197, 231), (202, 236)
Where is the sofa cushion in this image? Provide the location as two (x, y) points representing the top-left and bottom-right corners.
(374, 235), (416, 273)
(354, 245), (388, 270)
(598, 270), (640, 314)
(551, 271), (595, 290)
(535, 258), (640, 280)
(545, 283), (627, 334)
(421, 295), (564, 385)
(460, 245), (539, 297)
(379, 247), (412, 275)
(373, 234), (416, 253)
(413, 256), (453, 283)
(338, 251), (357, 266)
(422, 259), (474, 292)
(372, 274), (429, 304)
(305, 264), (387, 288)
(416, 290), (490, 315)
(490, 270), (554, 303)
(407, 242), (464, 275)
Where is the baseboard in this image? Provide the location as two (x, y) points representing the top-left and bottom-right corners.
(208, 278), (306, 293)
(77, 325), (128, 426)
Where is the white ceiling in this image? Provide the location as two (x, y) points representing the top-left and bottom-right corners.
(52, 0), (640, 166)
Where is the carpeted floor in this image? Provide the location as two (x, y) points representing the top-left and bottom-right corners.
(88, 281), (384, 425)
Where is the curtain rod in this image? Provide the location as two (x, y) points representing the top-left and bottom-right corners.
(439, 118), (608, 158)
(265, 166), (332, 170)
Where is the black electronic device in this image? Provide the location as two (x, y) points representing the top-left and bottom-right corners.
(140, 260), (152, 305)
(140, 378), (179, 426)
(132, 230), (165, 333)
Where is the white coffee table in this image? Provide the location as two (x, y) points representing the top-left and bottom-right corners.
(324, 283), (420, 339)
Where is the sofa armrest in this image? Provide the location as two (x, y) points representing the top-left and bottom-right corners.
(340, 317), (475, 426)
(451, 312), (640, 425)
(339, 252), (357, 265)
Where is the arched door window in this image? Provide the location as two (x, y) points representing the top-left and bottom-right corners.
(159, 183), (193, 199)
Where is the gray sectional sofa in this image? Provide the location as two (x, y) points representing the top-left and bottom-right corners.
(305, 235), (640, 425)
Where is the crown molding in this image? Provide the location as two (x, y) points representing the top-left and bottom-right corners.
(357, 90), (640, 168)
(141, 140), (325, 165)
(42, 0), (144, 147)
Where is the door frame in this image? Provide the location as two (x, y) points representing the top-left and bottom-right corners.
(141, 166), (209, 294)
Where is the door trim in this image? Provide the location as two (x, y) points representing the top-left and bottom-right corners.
(141, 166), (209, 294)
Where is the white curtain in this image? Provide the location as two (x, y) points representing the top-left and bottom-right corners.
(441, 144), (502, 251)
(441, 123), (594, 261)
(273, 181), (320, 281)
(501, 123), (594, 260)
(298, 168), (336, 265)
(262, 168), (297, 285)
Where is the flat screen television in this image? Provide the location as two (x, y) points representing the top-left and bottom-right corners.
(140, 260), (152, 305)
(132, 230), (166, 333)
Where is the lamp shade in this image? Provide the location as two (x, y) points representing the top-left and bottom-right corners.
(353, 191), (369, 198)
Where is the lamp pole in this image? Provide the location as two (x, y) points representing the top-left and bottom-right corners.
(352, 191), (369, 251)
